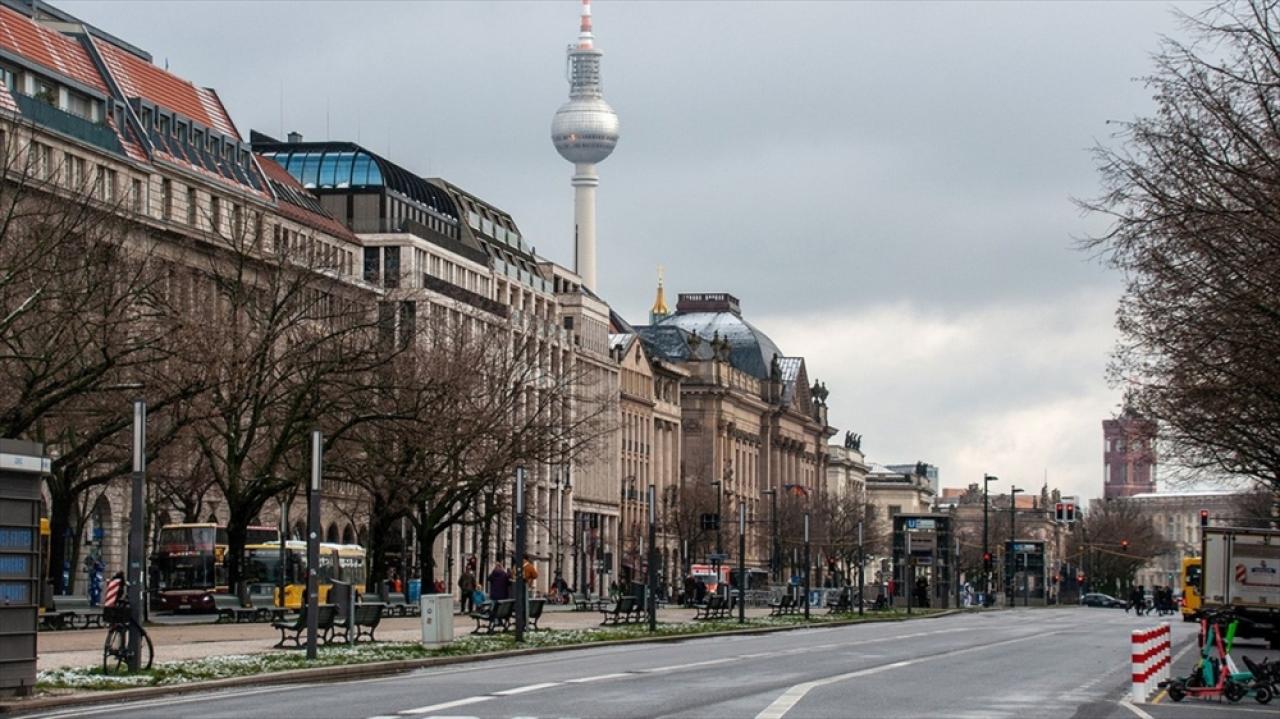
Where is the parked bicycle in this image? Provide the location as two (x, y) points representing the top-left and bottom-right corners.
(101, 587), (153, 673)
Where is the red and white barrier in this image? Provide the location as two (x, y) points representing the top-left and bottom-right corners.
(1130, 623), (1172, 703)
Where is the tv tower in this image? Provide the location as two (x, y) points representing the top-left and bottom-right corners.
(551, 0), (619, 291)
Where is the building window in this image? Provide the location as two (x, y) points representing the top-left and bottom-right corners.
(383, 246), (400, 288)
(64, 153), (85, 188)
(130, 178), (143, 212)
(232, 204), (243, 238)
(363, 247), (380, 284)
(1104, 463), (1111, 483)
(161, 179), (172, 219)
(210, 196), (222, 232)
(187, 187), (198, 225)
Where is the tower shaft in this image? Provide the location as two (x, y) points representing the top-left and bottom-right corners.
(573, 162), (599, 290)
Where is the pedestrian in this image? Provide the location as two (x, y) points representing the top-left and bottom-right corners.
(459, 567), (477, 613)
(488, 561), (511, 601)
(522, 554), (539, 593)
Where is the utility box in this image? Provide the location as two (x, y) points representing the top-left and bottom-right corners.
(419, 593), (453, 647)
(0, 439), (49, 697)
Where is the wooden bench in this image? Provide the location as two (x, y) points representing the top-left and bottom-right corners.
(572, 593), (606, 611)
(213, 593), (257, 623)
(626, 594), (648, 624)
(768, 594), (796, 616)
(694, 595), (732, 621)
(385, 592), (420, 617)
(827, 591), (853, 614)
(332, 603), (384, 644)
(248, 593), (289, 623)
(272, 604), (337, 648)
(50, 595), (104, 629)
(599, 595), (635, 625)
(470, 598), (514, 634)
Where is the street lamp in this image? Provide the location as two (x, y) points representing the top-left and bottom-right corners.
(306, 430), (322, 661)
(982, 474), (997, 607)
(1008, 485), (1024, 608)
(803, 511), (811, 620)
(737, 501), (746, 624)
(709, 480), (723, 556)
(762, 488), (779, 584)
(648, 484), (657, 633)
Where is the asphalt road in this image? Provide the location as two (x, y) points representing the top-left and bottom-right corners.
(22, 607), (1250, 719)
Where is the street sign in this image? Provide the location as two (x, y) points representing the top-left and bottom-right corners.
(706, 553), (729, 563)
(905, 518), (937, 530)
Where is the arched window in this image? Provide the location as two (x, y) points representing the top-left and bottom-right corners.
(326, 523), (339, 544)
(342, 524), (355, 545)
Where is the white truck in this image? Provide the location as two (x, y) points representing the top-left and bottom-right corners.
(1201, 526), (1280, 648)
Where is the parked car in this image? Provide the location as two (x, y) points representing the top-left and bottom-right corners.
(1081, 592), (1126, 608)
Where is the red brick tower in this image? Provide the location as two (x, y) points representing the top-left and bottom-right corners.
(1102, 405), (1157, 499)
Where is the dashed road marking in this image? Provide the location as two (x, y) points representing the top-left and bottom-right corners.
(491, 682), (560, 696)
(399, 696), (492, 715)
(564, 672), (631, 683)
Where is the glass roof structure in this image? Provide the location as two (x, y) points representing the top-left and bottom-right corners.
(253, 139), (458, 221)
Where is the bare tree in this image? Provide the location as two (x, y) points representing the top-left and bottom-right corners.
(1079, 0), (1280, 497)
(1066, 501), (1170, 595)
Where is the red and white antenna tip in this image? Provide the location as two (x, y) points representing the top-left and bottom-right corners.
(578, 0), (594, 49)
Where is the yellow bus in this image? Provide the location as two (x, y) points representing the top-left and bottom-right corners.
(243, 541), (366, 609)
(1181, 556), (1202, 622)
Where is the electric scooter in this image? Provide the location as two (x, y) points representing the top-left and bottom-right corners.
(1160, 609), (1250, 703)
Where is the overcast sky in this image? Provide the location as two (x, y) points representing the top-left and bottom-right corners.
(63, 0), (1200, 503)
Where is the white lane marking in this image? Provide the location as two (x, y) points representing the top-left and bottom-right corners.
(491, 682), (560, 696)
(641, 656), (738, 673)
(398, 696), (492, 714)
(754, 631), (1053, 719)
(1117, 700), (1155, 719)
(20, 684), (319, 719)
(565, 672), (631, 683)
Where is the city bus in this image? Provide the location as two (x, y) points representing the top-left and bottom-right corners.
(243, 541), (366, 609)
(153, 523), (279, 612)
(38, 517), (49, 614)
(1181, 556), (1202, 622)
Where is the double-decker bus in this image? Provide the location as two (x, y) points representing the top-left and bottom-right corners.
(1181, 556), (1202, 622)
(153, 523), (279, 612)
(243, 541), (366, 609)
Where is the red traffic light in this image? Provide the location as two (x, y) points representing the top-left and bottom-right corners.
(1121, 539), (1130, 551)
(1199, 509), (1209, 527)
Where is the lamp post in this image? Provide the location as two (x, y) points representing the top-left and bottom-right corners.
(514, 466), (527, 642)
(857, 520), (864, 617)
(737, 501), (746, 624)
(1008, 485), (1024, 609)
(127, 399), (146, 672)
(803, 511), (811, 620)
(762, 488), (778, 584)
(648, 484), (657, 632)
(982, 474), (997, 607)
(709, 480), (723, 556)
(306, 430), (322, 661)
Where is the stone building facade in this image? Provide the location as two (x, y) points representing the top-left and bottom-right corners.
(1103, 406), (1157, 499)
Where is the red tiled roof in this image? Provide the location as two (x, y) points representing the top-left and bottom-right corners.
(94, 39), (238, 138)
(258, 157), (356, 243)
(0, 6), (108, 94)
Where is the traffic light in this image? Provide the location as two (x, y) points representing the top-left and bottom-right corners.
(1065, 503), (1076, 523)
(1055, 502), (1064, 522)
(983, 552), (993, 570)
(1121, 539), (1129, 552)
(1199, 509), (1209, 528)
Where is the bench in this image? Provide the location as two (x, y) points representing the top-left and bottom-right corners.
(213, 593), (257, 623)
(827, 591), (853, 614)
(248, 593), (289, 623)
(50, 595), (104, 629)
(332, 603), (384, 644)
(769, 594), (798, 617)
(470, 598), (515, 634)
(694, 595), (732, 621)
(385, 592), (420, 617)
(572, 593), (606, 612)
(272, 604), (337, 648)
(626, 593), (649, 624)
(599, 595), (636, 625)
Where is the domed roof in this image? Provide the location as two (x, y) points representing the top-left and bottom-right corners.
(654, 310), (783, 380)
(551, 97), (619, 164)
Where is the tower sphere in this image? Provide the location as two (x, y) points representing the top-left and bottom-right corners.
(551, 96), (619, 164)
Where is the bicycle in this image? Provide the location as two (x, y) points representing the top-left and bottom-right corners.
(101, 599), (153, 673)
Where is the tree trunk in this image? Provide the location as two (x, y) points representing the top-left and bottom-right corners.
(366, 499), (398, 593)
(224, 514), (248, 595)
(47, 486), (79, 594)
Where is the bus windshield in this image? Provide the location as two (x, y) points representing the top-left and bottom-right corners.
(1184, 564), (1201, 587)
(154, 552), (221, 591)
(158, 525), (217, 553)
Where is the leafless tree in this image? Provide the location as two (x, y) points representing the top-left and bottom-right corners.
(1079, 0), (1280, 497)
(1066, 501), (1170, 595)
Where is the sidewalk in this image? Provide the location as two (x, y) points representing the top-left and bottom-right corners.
(37, 605), (781, 671)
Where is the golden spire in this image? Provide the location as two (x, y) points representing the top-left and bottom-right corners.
(650, 264), (670, 323)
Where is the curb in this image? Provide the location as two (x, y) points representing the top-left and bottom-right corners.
(3, 609), (962, 715)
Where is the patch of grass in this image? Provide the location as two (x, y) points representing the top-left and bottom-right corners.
(36, 608), (940, 692)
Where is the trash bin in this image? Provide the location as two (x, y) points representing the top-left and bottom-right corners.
(407, 578), (422, 604)
(420, 594), (453, 647)
(330, 580), (353, 633)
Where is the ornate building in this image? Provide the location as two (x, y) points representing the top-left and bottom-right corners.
(638, 292), (835, 572)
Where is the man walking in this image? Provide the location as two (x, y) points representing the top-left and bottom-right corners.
(458, 566), (477, 613)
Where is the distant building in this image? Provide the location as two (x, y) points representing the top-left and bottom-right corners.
(1103, 405), (1157, 499)
(827, 442), (868, 500)
(886, 463), (939, 496)
(866, 463), (935, 522)
(1122, 490), (1243, 589)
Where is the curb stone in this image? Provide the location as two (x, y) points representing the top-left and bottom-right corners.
(1, 609), (963, 715)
